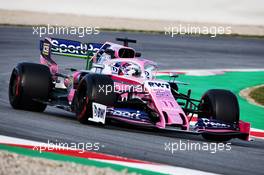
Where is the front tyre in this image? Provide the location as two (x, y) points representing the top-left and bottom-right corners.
(198, 89), (239, 124)
(198, 89), (240, 141)
(74, 74), (116, 124)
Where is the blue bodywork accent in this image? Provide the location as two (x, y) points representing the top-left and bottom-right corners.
(40, 38), (103, 58)
(107, 108), (150, 122)
(195, 118), (235, 130)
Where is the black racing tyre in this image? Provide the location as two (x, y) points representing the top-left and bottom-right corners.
(74, 74), (116, 124)
(9, 62), (52, 112)
(198, 89), (239, 124)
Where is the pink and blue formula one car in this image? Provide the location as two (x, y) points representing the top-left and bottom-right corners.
(8, 37), (250, 141)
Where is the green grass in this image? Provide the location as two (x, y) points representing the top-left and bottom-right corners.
(249, 86), (264, 106)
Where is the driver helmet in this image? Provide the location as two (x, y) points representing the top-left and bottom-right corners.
(119, 63), (141, 77)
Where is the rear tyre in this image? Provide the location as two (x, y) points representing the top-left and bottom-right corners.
(9, 62), (52, 112)
(74, 74), (116, 124)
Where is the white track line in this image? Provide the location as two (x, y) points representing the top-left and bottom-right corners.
(0, 135), (218, 175)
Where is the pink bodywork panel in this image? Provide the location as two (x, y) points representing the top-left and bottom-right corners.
(238, 120), (251, 140)
(110, 74), (189, 129)
(40, 55), (58, 75)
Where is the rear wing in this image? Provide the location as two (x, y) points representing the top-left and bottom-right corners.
(40, 37), (103, 69)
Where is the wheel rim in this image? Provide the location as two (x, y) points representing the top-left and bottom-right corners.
(76, 82), (89, 119)
(199, 96), (213, 119)
(9, 70), (20, 102)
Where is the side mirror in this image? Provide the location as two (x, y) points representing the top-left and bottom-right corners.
(135, 52), (141, 57)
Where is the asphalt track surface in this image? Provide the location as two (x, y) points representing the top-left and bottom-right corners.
(0, 26), (264, 175)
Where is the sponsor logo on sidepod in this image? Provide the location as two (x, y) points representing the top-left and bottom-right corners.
(107, 108), (142, 119)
